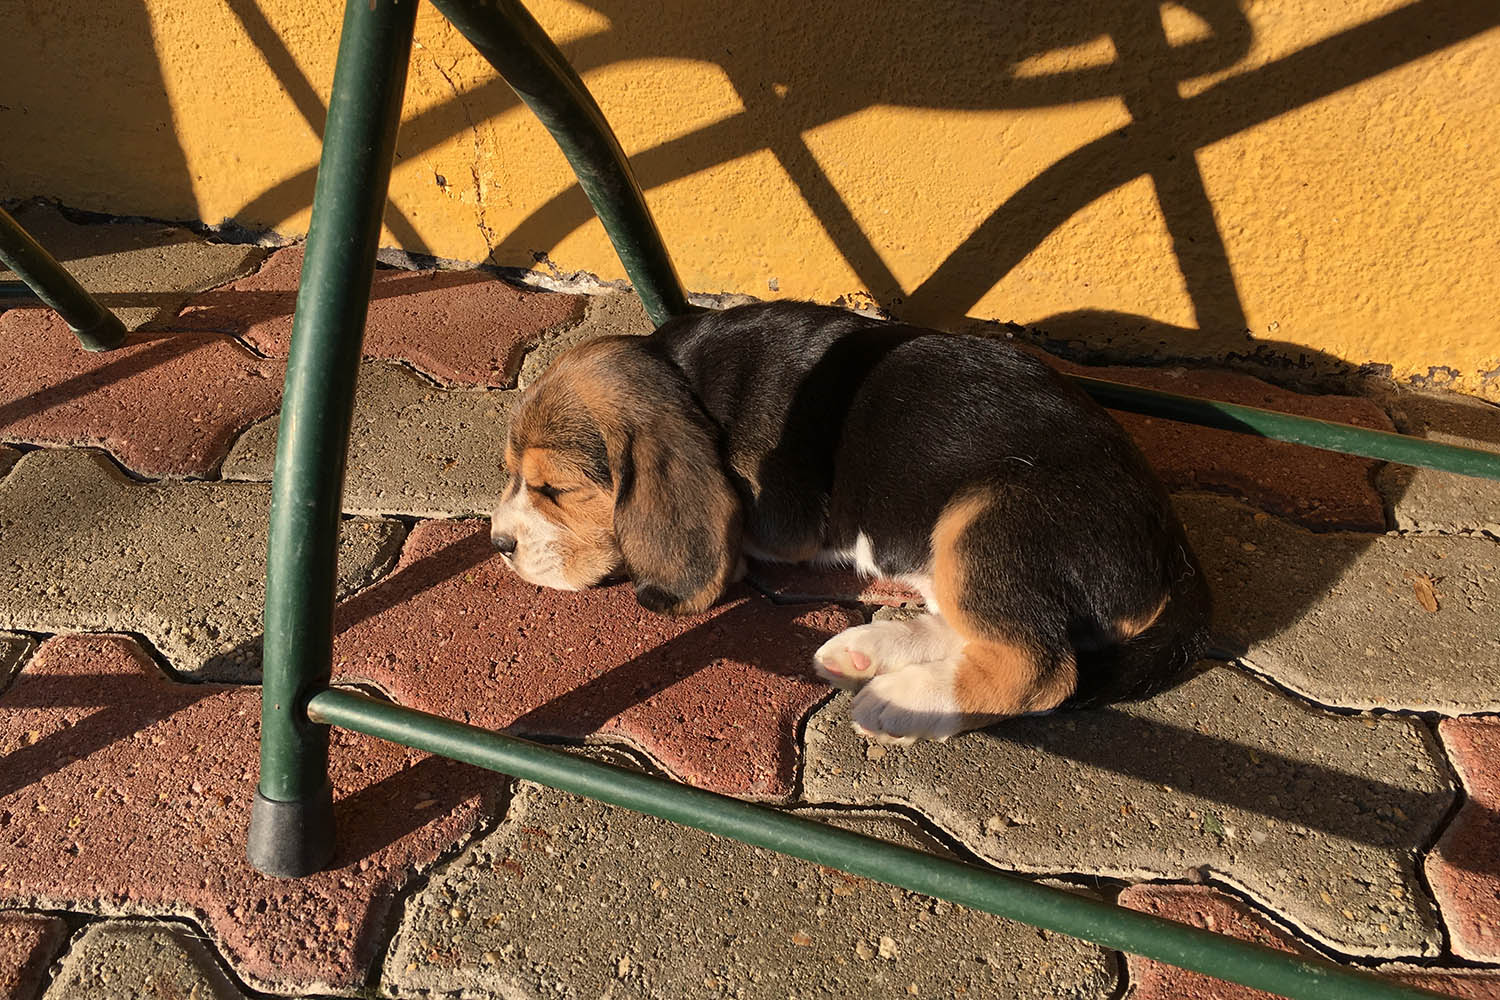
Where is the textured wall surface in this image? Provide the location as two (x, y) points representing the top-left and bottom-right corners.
(2, 0), (1496, 395)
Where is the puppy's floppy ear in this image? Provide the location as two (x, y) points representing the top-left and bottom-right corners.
(606, 354), (741, 616)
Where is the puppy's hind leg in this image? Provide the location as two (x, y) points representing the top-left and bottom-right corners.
(847, 491), (1078, 743)
(813, 612), (963, 688)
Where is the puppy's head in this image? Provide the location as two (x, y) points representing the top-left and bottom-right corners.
(490, 336), (741, 615)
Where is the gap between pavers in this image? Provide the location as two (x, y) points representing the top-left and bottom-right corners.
(1119, 884), (1500, 1000)
(1179, 492), (1500, 713)
(385, 780), (1120, 1000)
(0, 311), (284, 480)
(0, 448), (404, 680)
(172, 245), (587, 388)
(222, 361), (513, 518)
(1426, 717), (1500, 963)
(0, 912), (68, 1000)
(1, 634), (34, 694)
(802, 664), (1453, 959)
(0, 203), (266, 332)
(1378, 389), (1500, 538)
(0, 634), (504, 996)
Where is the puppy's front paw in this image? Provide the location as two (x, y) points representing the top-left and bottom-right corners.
(849, 661), (970, 744)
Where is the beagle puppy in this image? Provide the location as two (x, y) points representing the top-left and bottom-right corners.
(491, 301), (1212, 742)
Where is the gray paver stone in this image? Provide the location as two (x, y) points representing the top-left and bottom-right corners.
(803, 665), (1452, 958)
(1179, 492), (1500, 712)
(223, 361), (513, 517)
(0, 447), (18, 479)
(0, 448), (404, 679)
(41, 922), (251, 1000)
(1378, 390), (1500, 538)
(386, 782), (1119, 999)
(0, 203), (265, 331)
(516, 292), (652, 388)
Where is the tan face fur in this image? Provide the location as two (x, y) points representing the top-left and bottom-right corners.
(490, 336), (742, 616)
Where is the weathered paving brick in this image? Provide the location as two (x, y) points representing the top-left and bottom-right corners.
(1427, 718), (1500, 963)
(1120, 884), (1500, 999)
(330, 519), (860, 799)
(803, 665), (1452, 957)
(1036, 352), (1393, 531)
(41, 922), (251, 1000)
(223, 362), (513, 518)
(0, 202), (265, 331)
(0, 635), (500, 995)
(1379, 390), (1500, 538)
(0, 449), (403, 679)
(514, 291), (653, 388)
(1181, 492), (1500, 712)
(386, 782), (1119, 1000)
(0, 912), (68, 1000)
(174, 246), (585, 387)
(0, 311), (283, 478)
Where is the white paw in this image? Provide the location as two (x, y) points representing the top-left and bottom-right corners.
(849, 660), (969, 743)
(812, 620), (929, 688)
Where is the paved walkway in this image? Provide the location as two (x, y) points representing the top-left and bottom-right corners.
(2, 201), (1499, 999)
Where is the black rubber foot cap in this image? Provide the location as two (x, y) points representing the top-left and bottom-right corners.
(247, 785), (336, 878)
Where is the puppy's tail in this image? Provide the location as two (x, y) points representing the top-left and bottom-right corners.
(1068, 545), (1214, 707)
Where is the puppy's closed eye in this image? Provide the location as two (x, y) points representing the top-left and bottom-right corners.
(530, 482), (564, 502)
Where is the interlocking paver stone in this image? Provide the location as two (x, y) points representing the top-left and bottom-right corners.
(174, 246), (585, 387)
(0, 203), (265, 331)
(0, 448), (17, 479)
(803, 665), (1452, 957)
(330, 519), (861, 799)
(0, 311), (283, 478)
(1427, 718), (1500, 963)
(41, 922), (248, 1000)
(1033, 352), (1393, 531)
(0, 634), (500, 995)
(1180, 492), (1500, 712)
(222, 362), (513, 517)
(0, 912), (67, 1000)
(1120, 885), (1500, 999)
(1379, 390), (1500, 538)
(0, 449), (403, 679)
(386, 781), (1119, 999)
(514, 291), (652, 388)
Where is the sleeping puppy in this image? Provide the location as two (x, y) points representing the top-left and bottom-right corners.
(490, 301), (1212, 743)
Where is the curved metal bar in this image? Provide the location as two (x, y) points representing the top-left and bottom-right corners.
(248, 0), (419, 878)
(426, 0), (690, 327)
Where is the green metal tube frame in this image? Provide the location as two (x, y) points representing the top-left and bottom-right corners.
(0, 204), (126, 351)
(250, 0), (1500, 997)
(308, 688), (1452, 1000)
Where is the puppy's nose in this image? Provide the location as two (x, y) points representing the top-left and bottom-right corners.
(492, 532), (518, 556)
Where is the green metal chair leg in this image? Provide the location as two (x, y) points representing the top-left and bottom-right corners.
(427, 0), (689, 327)
(247, 0), (419, 878)
(0, 205), (127, 351)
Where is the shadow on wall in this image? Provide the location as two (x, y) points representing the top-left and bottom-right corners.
(6, 0), (1499, 374)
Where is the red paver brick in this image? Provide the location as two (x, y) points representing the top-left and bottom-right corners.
(0, 912), (67, 1000)
(1035, 351), (1392, 530)
(330, 520), (861, 799)
(174, 247), (586, 387)
(0, 311), (282, 478)
(0, 635), (498, 994)
(746, 560), (924, 607)
(1429, 718), (1500, 963)
(1119, 884), (1500, 999)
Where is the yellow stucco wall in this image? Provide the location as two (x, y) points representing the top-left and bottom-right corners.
(3, 0), (1497, 397)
